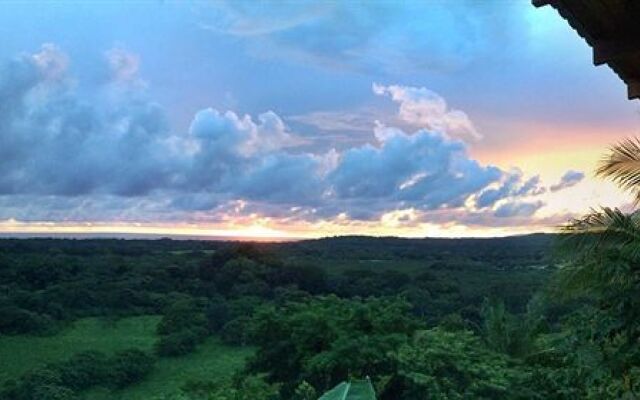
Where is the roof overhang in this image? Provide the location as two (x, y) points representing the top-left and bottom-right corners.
(533, 0), (640, 100)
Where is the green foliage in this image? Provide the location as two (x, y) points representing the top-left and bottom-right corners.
(156, 298), (208, 357)
(0, 306), (54, 335)
(561, 207), (640, 261)
(292, 381), (317, 400)
(205, 299), (230, 333)
(57, 351), (109, 390)
(481, 297), (547, 358)
(157, 330), (203, 357)
(596, 138), (640, 204)
(6, 235), (633, 399)
(393, 328), (525, 400)
(219, 316), (252, 346)
(0, 315), (159, 382)
(179, 376), (280, 400)
(99, 337), (252, 400)
(556, 205), (640, 397)
(247, 296), (418, 396)
(109, 349), (156, 388)
(0, 348), (155, 399)
(0, 367), (72, 400)
(518, 309), (640, 399)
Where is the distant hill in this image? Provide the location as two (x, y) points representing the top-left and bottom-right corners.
(273, 233), (558, 265)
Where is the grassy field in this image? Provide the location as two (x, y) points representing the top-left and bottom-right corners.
(0, 315), (253, 399)
(90, 338), (253, 400)
(0, 315), (160, 381)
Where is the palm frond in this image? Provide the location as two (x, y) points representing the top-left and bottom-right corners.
(560, 207), (640, 260)
(597, 137), (640, 204)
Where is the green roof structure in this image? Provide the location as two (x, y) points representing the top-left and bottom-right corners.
(319, 378), (376, 400)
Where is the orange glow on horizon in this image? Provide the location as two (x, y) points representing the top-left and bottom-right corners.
(0, 217), (560, 240)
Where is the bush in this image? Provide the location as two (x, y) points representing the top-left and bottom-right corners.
(220, 316), (252, 346)
(157, 299), (207, 336)
(155, 297), (210, 357)
(0, 367), (72, 400)
(156, 329), (203, 357)
(0, 349), (155, 399)
(58, 351), (109, 390)
(181, 376), (280, 400)
(108, 349), (155, 388)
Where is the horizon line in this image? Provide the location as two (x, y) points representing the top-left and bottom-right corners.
(0, 230), (557, 242)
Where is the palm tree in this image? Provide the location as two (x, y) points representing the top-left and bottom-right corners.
(558, 138), (640, 296)
(560, 207), (640, 296)
(597, 137), (640, 205)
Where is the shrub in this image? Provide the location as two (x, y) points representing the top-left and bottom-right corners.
(156, 330), (201, 357)
(58, 351), (109, 390)
(108, 349), (155, 388)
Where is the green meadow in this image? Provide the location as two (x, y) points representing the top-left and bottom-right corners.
(0, 316), (160, 381)
(0, 315), (252, 399)
(89, 338), (252, 400)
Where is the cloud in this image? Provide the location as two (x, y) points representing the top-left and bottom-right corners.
(373, 83), (480, 141)
(235, 153), (325, 205)
(189, 108), (297, 158)
(494, 200), (544, 218)
(105, 47), (141, 84)
(476, 169), (545, 208)
(288, 82), (483, 153)
(550, 170), (585, 192)
(0, 45), (174, 197)
(0, 44), (556, 233)
(31, 43), (69, 81)
(330, 124), (499, 211)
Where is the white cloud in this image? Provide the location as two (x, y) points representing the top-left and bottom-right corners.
(373, 83), (481, 141)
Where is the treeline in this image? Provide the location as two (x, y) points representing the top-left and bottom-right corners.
(274, 234), (554, 267)
(0, 238), (221, 256)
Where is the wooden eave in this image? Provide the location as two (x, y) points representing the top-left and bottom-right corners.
(533, 0), (640, 100)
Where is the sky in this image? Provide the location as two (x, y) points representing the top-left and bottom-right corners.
(0, 0), (638, 239)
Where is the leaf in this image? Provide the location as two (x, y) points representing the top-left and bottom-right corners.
(597, 137), (640, 204)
